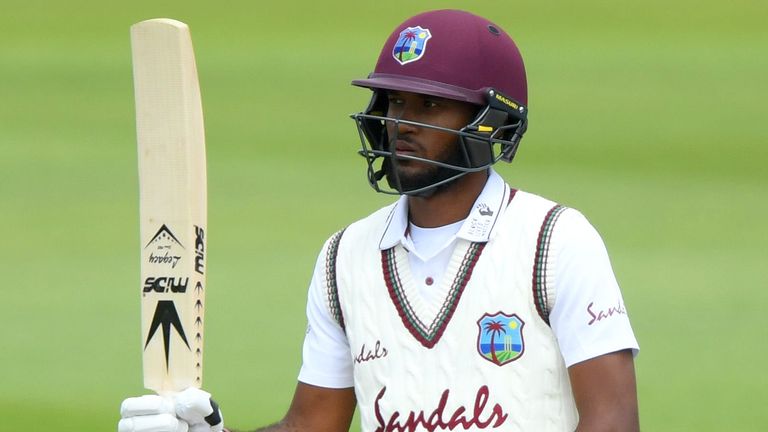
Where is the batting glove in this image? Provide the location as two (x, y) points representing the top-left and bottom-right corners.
(119, 388), (224, 432)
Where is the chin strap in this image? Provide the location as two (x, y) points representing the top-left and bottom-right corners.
(500, 117), (527, 162)
(374, 168), (386, 181)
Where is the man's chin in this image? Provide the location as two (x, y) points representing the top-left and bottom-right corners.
(386, 166), (463, 196)
(387, 170), (432, 193)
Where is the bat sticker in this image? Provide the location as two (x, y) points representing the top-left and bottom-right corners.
(144, 300), (191, 369)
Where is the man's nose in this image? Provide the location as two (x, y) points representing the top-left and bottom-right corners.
(393, 116), (418, 136)
(390, 104), (421, 135)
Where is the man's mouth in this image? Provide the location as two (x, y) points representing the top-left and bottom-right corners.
(393, 139), (418, 156)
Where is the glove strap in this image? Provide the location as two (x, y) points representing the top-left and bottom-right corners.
(205, 399), (223, 426)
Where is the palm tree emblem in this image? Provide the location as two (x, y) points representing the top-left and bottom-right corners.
(392, 26), (432, 65)
(396, 30), (417, 62)
(483, 320), (507, 363)
(477, 313), (525, 366)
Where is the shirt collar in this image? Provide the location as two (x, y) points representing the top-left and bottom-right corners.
(378, 170), (512, 250)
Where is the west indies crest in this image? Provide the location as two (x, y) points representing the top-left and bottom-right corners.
(392, 26), (432, 65)
(477, 312), (525, 366)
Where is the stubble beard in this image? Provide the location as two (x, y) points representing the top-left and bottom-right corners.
(384, 143), (466, 197)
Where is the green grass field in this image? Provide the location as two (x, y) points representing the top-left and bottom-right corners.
(1, 0), (766, 430)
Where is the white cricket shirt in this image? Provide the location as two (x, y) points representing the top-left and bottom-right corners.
(299, 171), (638, 389)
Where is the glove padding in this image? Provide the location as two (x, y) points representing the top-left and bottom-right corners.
(119, 388), (224, 432)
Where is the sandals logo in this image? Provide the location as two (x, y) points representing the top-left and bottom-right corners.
(374, 385), (508, 431)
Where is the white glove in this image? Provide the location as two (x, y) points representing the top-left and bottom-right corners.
(119, 388), (224, 432)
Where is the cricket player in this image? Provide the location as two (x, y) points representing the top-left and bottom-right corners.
(120, 9), (640, 432)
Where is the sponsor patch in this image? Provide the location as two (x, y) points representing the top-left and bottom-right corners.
(392, 26), (432, 65)
(477, 312), (525, 366)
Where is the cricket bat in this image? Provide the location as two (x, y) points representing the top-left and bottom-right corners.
(131, 18), (207, 395)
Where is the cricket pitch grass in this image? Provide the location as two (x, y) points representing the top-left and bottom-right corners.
(0, 0), (765, 430)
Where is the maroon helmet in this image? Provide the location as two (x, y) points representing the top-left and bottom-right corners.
(351, 9), (529, 195)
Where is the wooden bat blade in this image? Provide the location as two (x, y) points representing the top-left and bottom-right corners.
(131, 18), (207, 395)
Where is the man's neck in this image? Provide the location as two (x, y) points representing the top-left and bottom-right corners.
(407, 171), (489, 228)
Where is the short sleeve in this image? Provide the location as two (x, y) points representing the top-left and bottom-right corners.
(548, 209), (640, 367)
(296, 237), (355, 388)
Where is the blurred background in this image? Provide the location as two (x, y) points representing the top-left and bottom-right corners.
(1, 0), (766, 430)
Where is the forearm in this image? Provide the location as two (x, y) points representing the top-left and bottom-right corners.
(226, 421), (300, 432)
(574, 410), (640, 432)
(224, 383), (355, 432)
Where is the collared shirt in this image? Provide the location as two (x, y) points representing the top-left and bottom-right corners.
(378, 170), (512, 251)
(298, 172), (639, 389)
(379, 171), (512, 306)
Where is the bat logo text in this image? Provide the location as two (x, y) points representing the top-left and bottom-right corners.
(194, 226), (205, 275)
(144, 277), (189, 293)
(148, 251), (182, 268)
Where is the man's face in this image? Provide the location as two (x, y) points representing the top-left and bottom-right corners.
(384, 91), (478, 194)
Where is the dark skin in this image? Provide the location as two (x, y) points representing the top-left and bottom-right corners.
(383, 90), (487, 227)
(569, 350), (640, 432)
(250, 383), (356, 432)
(242, 91), (639, 432)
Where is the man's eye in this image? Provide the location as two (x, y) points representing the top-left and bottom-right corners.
(424, 100), (438, 108)
(388, 98), (404, 105)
